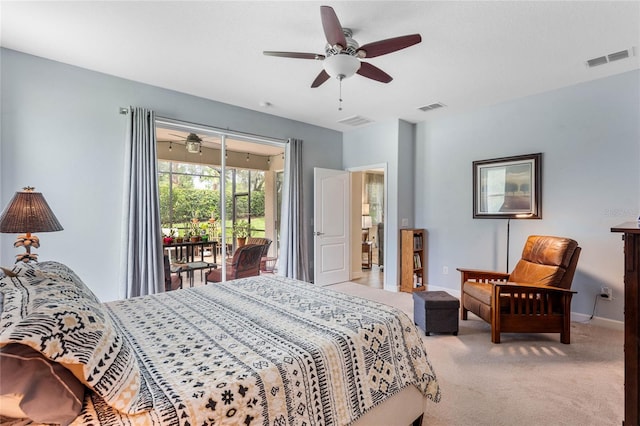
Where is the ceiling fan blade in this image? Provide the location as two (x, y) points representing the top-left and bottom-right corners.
(320, 6), (346, 49)
(311, 70), (331, 88)
(263, 51), (325, 60)
(357, 34), (422, 58)
(357, 62), (393, 83)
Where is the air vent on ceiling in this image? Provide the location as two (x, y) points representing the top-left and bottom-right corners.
(586, 47), (635, 68)
(338, 116), (373, 126)
(586, 56), (608, 67)
(418, 102), (446, 112)
(608, 49), (630, 62)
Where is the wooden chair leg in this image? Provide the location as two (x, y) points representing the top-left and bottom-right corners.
(491, 286), (501, 343)
(561, 312), (571, 344)
(561, 294), (572, 344)
(491, 328), (501, 344)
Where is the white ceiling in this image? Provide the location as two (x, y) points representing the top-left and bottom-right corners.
(2, 1), (639, 132)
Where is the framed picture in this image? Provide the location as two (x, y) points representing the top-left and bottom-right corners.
(473, 153), (542, 219)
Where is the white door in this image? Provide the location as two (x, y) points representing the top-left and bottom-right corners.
(314, 168), (350, 286)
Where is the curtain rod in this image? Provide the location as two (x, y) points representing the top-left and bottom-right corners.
(119, 107), (287, 146)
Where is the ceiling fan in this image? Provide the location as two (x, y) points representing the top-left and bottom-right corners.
(168, 132), (204, 154)
(263, 5), (422, 90)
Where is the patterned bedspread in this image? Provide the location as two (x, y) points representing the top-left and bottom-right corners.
(74, 275), (440, 425)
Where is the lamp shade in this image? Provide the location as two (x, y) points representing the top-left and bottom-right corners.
(323, 54), (361, 79)
(0, 188), (63, 233)
(362, 215), (372, 229)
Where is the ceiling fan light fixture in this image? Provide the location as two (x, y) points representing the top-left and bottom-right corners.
(185, 133), (202, 154)
(186, 141), (201, 153)
(323, 54), (360, 79)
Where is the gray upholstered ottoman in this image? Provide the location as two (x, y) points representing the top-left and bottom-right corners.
(413, 291), (460, 336)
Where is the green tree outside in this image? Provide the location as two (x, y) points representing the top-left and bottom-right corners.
(159, 161), (266, 237)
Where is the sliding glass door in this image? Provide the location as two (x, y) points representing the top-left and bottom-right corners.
(156, 120), (285, 284)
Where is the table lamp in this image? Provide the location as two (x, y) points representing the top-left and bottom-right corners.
(0, 187), (63, 263)
(361, 215), (372, 229)
(361, 203), (372, 228)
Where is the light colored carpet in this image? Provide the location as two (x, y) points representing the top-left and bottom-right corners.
(328, 282), (624, 426)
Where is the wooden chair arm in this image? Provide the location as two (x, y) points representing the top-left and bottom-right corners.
(490, 281), (576, 322)
(457, 268), (510, 282)
(493, 281), (577, 294)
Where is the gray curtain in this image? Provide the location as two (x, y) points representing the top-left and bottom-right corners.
(277, 138), (309, 281)
(121, 107), (164, 298)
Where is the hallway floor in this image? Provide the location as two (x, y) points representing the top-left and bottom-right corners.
(350, 264), (384, 289)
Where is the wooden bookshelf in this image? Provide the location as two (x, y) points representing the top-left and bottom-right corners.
(400, 228), (426, 292)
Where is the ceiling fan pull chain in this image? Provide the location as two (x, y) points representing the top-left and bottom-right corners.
(338, 76), (343, 111)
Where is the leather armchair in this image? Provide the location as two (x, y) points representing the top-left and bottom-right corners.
(458, 235), (581, 344)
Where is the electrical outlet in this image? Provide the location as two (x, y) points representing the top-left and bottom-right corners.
(600, 286), (613, 301)
(443, 266), (449, 275)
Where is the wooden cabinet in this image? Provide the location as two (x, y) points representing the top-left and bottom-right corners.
(361, 242), (372, 269)
(400, 228), (426, 292)
(611, 222), (640, 426)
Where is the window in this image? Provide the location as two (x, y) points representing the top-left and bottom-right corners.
(158, 161), (222, 237)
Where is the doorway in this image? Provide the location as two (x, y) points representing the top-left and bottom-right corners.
(348, 165), (386, 290)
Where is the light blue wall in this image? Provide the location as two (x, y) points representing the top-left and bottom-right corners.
(415, 70), (640, 322)
(398, 120), (416, 229)
(0, 48), (342, 302)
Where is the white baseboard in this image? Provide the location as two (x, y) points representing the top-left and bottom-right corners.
(424, 284), (460, 298)
(424, 284), (624, 331)
(571, 312), (624, 330)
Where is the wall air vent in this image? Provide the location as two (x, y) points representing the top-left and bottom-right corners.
(418, 102), (446, 112)
(338, 116), (373, 126)
(586, 47), (635, 68)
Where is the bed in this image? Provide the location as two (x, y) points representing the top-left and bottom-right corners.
(0, 261), (440, 425)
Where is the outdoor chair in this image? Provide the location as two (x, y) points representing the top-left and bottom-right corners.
(205, 244), (264, 283)
(164, 255), (182, 291)
(246, 237), (272, 272)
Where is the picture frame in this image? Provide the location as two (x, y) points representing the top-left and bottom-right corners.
(473, 153), (542, 219)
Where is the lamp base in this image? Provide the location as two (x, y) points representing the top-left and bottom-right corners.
(15, 252), (38, 263)
(14, 233), (40, 263)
